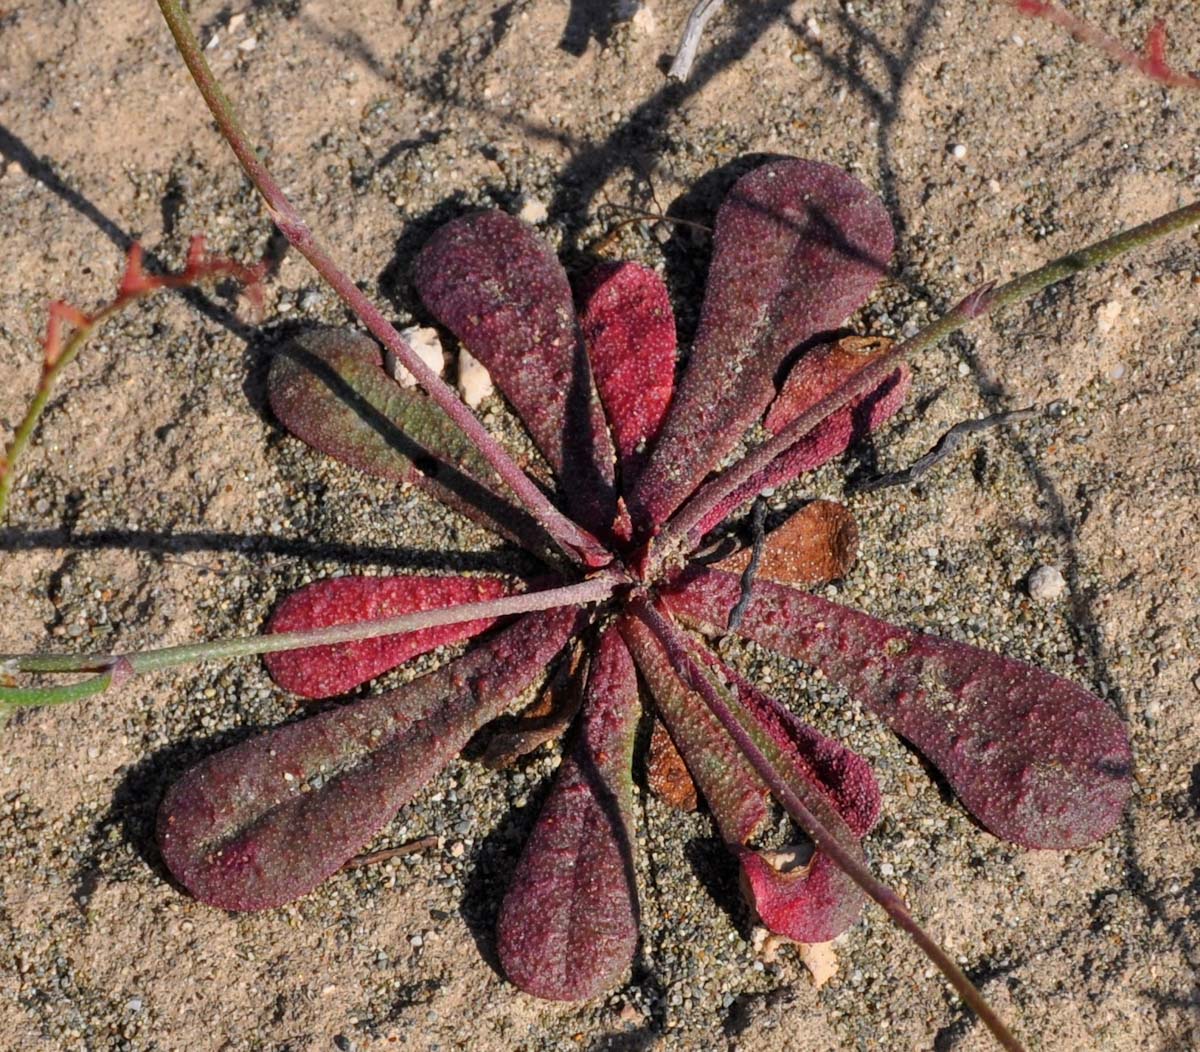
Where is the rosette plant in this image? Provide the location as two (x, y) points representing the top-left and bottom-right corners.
(9, 4), (1200, 1048)
(149, 157), (1131, 1046)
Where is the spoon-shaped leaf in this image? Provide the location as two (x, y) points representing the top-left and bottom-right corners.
(158, 607), (583, 911)
(629, 159), (894, 531)
(664, 569), (1132, 848)
(621, 613), (876, 943)
(268, 327), (555, 557)
(413, 211), (618, 537)
(497, 624), (640, 1000)
(577, 261), (676, 490)
(264, 574), (516, 699)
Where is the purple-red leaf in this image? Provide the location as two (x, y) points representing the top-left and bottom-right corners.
(664, 569), (1132, 849)
(157, 608), (583, 911)
(267, 327), (553, 555)
(413, 211), (618, 536)
(497, 625), (640, 1000)
(692, 339), (909, 541)
(264, 574), (515, 699)
(621, 613), (877, 943)
(577, 261), (676, 488)
(629, 159), (894, 531)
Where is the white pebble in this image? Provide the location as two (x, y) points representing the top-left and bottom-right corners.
(630, 2), (657, 34)
(236, 36), (257, 52)
(517, 195), (549, 225)
(457, 348), (494, 407)
(1096, 299), (1123, 336)
(389, 326), (445, 388)
(950, 143), (967, 160)
(1027, 565), (1066, 603)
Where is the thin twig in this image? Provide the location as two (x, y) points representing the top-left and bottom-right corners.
(848, 407), (1038, 494)
(668, 0), (726, 82)
(0, 239), (264, 521)
(0, 573), (621, 706)
(1006, 1), (1200, 89)
(155, 0), (611, 569)
(343, 835), (440, 870)
(725, 498), (766, 632)
(632, 598), (1028, 1052)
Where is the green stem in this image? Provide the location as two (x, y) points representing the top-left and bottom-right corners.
(1, 301), (122, 520)
(648, 198), (1200, 574)
(1, 574), (619, 706)
(633, 598), (1028, 1052)
(1, 670), (115, 709)
(154, 0), (611, 569)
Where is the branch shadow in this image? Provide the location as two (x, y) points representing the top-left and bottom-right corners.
(0, 524), (520, 574)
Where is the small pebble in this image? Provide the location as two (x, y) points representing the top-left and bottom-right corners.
(517, 195), (548, 224)
(950, 143), (967, 160)
(1027, 565), (1066, 603)
(1096, 300), (1123, 335)
(457, 348), (494, 407)
(390, 326), (445, 388)
(630, 2), (657, 33)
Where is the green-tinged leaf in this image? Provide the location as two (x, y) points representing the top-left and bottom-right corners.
(268, 327), (555, 556)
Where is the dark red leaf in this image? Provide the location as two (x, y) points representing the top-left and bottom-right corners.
(264, 574), (515, 699)
(157, 607), (583, 911)
(413, 211), (618, 536)
(576, 261), (676, 487)
(621, 614), (876, 943)
(664, 569), (1132, 849)
(497, 625), (640, 1000)
(629, 159), (894, 531)
(267, 327), (554, 556)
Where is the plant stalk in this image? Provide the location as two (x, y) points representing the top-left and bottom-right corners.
(632, 598), (1028, 1052)
(647, 198), (1200, 575)
(1, 574), (620, 707)
(154, 0), (611, 569)
(0, 320), (96, 519)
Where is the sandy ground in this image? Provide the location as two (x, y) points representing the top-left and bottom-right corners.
(1, 0), (1198, 1049)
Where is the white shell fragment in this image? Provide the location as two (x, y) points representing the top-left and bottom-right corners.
(389, 326), (445, 388)
(457, 347), (494, 408)
(1028, 564), (1067, 603)
(751, 925), (839, 988)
